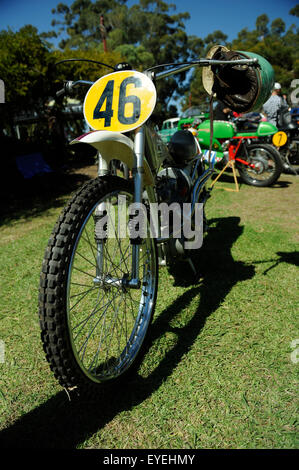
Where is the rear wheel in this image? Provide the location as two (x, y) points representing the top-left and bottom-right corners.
(39, 176), (158, 396)
(237, 143), (282, 187)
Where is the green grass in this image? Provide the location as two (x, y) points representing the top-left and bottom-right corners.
(0, 170), (298, 449)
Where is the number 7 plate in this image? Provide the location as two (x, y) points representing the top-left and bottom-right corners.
(83, 70), (157, 133)
(272, 131), (288, 147)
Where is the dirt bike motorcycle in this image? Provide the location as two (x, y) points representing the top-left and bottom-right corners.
(39, 45), (274, 396)
(191, 116), (283, 187)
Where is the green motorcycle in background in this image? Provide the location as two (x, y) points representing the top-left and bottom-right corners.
(193, 117), (283, 187)
(175, 46), (283, 187)
(169, 108), (284, 188)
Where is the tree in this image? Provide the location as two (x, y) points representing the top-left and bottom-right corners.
(48, 0), (128, 49)
(204, 30), (228, 49)
(45, 0), (195, 122)
(0, 25), (52, 132)
(181, 30), (229, 112)
(0, 24), (123, 147)
(232, 14), (299, 97)
(2, 3), (298, 132)
(290, 4), (299, 17)
(256, 14), (269, 39)
(271, 18), (285, 37)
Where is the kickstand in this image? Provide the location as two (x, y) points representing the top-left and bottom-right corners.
(187, 257), (197, 275)
(210, 159), (239, 192)
(186, 257), (203, 283)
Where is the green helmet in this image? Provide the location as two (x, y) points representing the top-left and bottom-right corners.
(202, 45), (275, 113)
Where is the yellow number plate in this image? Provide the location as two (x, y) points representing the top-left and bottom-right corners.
(83, 70), (156, 133)
(272, 131), (288, 147)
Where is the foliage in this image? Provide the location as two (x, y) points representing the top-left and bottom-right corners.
(290, 4), (299, 17)
(0, 24), (123, 141)
(180, 30), (229, 112)
(231, 13), (299, 94)
(48, 0), (127, 49)
(182, 7), (299, 113)
(0, 1), (298, 127)
(49, 0), (191, 63)
(45, 0), (195, 120)
(0, 26), (51, 129)
(50, 47), (124, 88)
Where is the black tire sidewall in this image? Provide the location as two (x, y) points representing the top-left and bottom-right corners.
(39, 175), (158, 396)
(237, 143), (282, 187)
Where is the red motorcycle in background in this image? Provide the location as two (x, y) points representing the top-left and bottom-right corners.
(182, 113), (283, 187)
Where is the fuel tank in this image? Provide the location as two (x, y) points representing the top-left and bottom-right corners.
(197, 119), (236, 138)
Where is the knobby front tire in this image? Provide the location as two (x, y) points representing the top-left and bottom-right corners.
(39, 176), (158, 396)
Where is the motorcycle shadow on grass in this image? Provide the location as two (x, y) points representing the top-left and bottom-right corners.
(261, 251), (299, 275)
(1, 216), (256, 449)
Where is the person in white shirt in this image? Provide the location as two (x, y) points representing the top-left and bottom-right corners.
(263, 82), (283, 126)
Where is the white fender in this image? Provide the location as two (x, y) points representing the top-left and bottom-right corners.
(70, 130), (154, 186)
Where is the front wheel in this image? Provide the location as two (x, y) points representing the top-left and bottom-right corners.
(39, 176), (158, 396)
(237, 143), (283, 187)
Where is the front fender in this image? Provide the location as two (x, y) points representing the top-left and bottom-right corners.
(70, 130), (154, 186)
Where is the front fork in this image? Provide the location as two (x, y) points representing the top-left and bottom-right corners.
(128, 126), (145, 289)
(95, 126), (146, 290)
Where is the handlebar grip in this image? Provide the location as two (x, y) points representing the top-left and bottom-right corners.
(56, 81), (74, 98)
(56, 88), (65, 97)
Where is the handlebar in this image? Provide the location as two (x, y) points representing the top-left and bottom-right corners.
(55, 57), (259, 97)
(154, 58), (258, 81)
(56, 79), (94, 98)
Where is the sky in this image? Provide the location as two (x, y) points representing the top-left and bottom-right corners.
(0, 0), (298, 46)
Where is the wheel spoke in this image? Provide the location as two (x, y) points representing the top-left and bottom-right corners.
(40, 179), (157, 391)
(63, 186), (157, 382)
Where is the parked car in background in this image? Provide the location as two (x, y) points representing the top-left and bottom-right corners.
(177, 106), (209, 131)
(158, 117), (179, 143)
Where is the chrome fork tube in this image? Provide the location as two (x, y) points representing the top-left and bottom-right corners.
(98, 152), (109, 176)
(133, 126), (145, 204)
(128, 126), (145, 289)
(94, 202), (106, 284)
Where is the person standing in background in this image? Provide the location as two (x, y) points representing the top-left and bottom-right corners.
(213, 101), (233, 121)
(263, 82), (284, 126)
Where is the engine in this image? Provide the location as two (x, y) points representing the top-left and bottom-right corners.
(156, 130), (204, 203)
(155, 130), (205, 263)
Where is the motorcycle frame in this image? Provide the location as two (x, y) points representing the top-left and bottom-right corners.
(114, 122), (213, 288)
(228, 136), (258, 168)
(69, 57), (258, 288)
